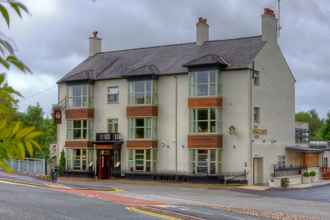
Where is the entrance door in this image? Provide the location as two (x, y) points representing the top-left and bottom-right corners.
(253, 158), (264, 185)
(98, 150), (111, 179)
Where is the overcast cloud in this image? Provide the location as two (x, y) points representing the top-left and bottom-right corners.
(2, 0), (330, 117)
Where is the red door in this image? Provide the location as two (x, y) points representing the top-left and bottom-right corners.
(98, 152), (112, 179)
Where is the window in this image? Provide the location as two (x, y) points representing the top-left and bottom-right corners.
(108, 119), (118, 133)
(67, 120), (93, 140)
(128, 80), (157, 105)
(254, 107), (260, 124)
(107, 86), (119, 104)
(128, 149), (157, 173)
(190, 149), (221, 175)
(253, 71), (260, 86)
(68, 84), (92, 108)
(191, 108), (217, 133)
(128, 118), (157, 139)
(277, 155), (286, 168)
(66, 149), (93, 172)
(190, 70), (219, 97)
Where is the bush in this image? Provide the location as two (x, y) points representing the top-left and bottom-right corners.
(303, 171), (310, 177)
(309, 171), (316, 177)
(59, 150), (66, 176)
(281, 177), (290, 188)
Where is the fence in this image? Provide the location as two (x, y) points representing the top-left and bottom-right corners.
(273, 165), (303, 177)
(8, 158), (46, 176)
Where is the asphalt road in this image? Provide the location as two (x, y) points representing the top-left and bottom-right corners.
(0, 182), (157, 220)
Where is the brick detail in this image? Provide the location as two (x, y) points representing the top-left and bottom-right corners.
(65, 108), (94, 119)
(127, 140), (158, 149)
(65, 141), (93, 148)
(188, 97), (223, 108)
(127, 106), (158, 117)
(95, 144), (112, 150)
(188, 135), (223, 148)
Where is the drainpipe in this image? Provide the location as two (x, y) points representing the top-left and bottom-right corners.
(250, 62), (255, 184)
(175, 76), (178, 176)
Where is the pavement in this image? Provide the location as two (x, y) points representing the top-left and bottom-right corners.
(1, 171), (330, 219)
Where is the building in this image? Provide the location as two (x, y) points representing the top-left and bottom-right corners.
(53, 8), (296, 185)
(295, 122), (310, 145)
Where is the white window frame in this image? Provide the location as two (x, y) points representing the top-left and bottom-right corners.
(191, 108), (217, 134)
(68, 84), (92, 108)
(254, 107), (260, 124)
(128, 117), (157, 139)
(108, 118), (118, 133)
(107, 86), (119, 104)
(128, 80), (157, 105)
(128, 149), (157, 173)
(190, 70), (219, 97)
(67, 120), (93, 140)
(65, 149), (94, 172)
(191, 149), (221, 175)
(253, 71), (260, 86)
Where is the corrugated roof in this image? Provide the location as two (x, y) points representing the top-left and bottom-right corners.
(58, 35), (265, 83)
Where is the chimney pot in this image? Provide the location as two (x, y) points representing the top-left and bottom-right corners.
(264, 8), (275, 17)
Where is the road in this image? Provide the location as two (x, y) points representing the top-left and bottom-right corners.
(0, 182), (156, 220)
(0, 181), (264, 220)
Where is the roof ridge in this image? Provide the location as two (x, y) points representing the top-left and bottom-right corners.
(97, 35), (262, 55)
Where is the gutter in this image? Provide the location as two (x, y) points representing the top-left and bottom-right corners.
(175, 75), (178, 175)
(249, 61), (255, 184)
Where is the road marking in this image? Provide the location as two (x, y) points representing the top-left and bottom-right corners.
(0, 180), (41, 188)
(126, 207), (180, 220)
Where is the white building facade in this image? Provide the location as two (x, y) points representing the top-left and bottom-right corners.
(53, 8), (295, 185)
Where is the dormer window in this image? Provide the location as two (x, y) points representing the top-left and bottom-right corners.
(189, 70), (220, 97)
(128, 80), (157, 105)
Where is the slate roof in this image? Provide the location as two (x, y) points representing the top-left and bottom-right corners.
(58, 35), (265, 83)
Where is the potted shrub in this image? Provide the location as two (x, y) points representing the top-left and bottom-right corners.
(309, 171), (317, 183)
(302, 171), (311, 184)
(281, 177), (290, 188)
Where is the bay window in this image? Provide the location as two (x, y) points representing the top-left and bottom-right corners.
(128, 117), (157, 139)
(128, 149), (157, 173)
(190, 70), (220, 97)
(68, 84), (93, 108)
(129, 80), (157, 105)
(66, 149), (94, 172)
(191, 108), (219, 133)
(190, 149), (222, 175)
(67, 120), (93, 140)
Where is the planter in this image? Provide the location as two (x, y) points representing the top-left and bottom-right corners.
(302, 176), (311, 184)
(311, 176), (318, 183)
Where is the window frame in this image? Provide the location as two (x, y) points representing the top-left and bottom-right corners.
(68, 84), (92, 108)
(128, 117), (157, 140)
(108, 118), (119, 133)
(128, 80), (157, 105)
(67, 119), (92, 140)
(128, 149), (157, 173)
(191, 108), (218, 134)
(254, 107), (261, 124)
(66, 149), (93, 172)
(189, 70), (220, 97)
(253, 71), (260, 86)
(107, 86), (119, 104)
(190, 149), (221, 175)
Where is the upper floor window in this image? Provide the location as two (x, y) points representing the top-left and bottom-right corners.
(68, 84), (93, 108)
(253, 71), (260, 86)
(128, 80), (157, 105)
(191, 108), (218, 133)
(190, 70), (219, 97)
(254, 107), (260, 124)
(128, 117), (157, 139)
(108, 118), (118, 133)
(67, 119), (93, 140)
(108, 86), (119, 104)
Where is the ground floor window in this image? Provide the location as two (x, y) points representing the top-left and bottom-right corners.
(190, 149), (222, 175)
(66, 149), (94, 172)
(128, 149), (157, 173)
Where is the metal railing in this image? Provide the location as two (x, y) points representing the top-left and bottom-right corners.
(95, 132), (121, 143)
(273, 165), (303, 177)
(8, 158), (46, 176)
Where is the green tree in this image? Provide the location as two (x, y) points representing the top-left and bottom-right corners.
(0, 1), (42, 171)
(295, 109), (323, 140)
(319, 112), (330, 141)
(17, 104), (56, 159)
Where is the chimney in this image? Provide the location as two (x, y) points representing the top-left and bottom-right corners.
(89, 31), (102, 56)
(196, 17), (209, 46)
(262, 8), (278, 44)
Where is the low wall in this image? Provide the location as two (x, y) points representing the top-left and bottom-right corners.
(269, 175), (302, 188)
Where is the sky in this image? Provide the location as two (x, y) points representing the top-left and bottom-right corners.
(2, 0), (330, 117)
